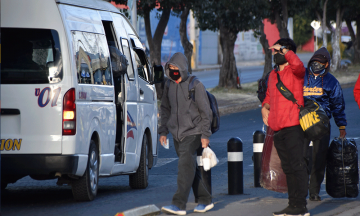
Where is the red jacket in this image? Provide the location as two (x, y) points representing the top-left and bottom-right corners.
(262, 51), (305, 131)
(354, 73), (360, 109)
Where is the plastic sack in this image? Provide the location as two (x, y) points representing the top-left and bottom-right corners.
(260, 127), (288, 193)
(202, 147), (219, 171)
(326, 138), (359, 198)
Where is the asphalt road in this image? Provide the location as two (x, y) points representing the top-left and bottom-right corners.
(2, 87), (360, 216)
(196, 53), (314, 89)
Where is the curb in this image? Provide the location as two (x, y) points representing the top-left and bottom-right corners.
(115, 204), (160, 216)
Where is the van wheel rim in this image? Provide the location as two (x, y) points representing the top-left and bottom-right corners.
(89, 150), (98, 192)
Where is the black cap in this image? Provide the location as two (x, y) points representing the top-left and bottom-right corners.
(311, 54), (328, 64)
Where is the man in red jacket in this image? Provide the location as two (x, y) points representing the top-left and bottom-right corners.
(262, 38), (309, 216)
(354, 73), (360, 109)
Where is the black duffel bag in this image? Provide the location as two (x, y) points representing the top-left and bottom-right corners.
(298, 98), (330, 140)
(326, 138), (359, 198)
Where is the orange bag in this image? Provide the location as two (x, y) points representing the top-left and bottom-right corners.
(260, 127), (288, 193)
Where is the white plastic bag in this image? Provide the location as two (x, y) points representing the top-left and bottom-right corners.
(202, 147), (219, 171)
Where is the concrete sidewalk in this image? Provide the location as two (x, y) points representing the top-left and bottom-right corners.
(169, 179), (360, 216)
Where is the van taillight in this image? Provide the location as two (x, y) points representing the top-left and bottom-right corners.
(63, 88), (76, 135)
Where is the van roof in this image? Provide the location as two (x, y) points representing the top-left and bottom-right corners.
(56, 0), (139, 38)
(56, 0), (120, 14)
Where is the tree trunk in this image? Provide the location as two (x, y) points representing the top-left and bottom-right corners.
(179, 7), (193, 74)
(218, 25), (239, 88)
(330, 8), (342, 72)
(275, 1), (289, 39)
(144, 8), (171, 99)
(322, 0), (329, 48)
(259, 21), (273, 78)
(346, 17), (360, 64)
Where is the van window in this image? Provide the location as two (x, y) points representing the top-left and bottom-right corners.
(1, 28), (63, 84)
(121, 39), (135, 80)
(133, 49), (149, 82)
(72, 31), (112, 85)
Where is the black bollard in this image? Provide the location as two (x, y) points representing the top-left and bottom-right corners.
(227, 137), (243, 195)
(195, 146), (212, 203)
(253, 130), (265, 187)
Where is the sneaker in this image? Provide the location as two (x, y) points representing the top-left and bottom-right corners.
(161, 205), (186, 215)
(273, 205), (310, 216)
(194, 203), (214, 213)
(309, 194), (321, 201)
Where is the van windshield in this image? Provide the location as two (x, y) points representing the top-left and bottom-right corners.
(1, 28), (63, 84)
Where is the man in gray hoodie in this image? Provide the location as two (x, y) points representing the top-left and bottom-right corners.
(159, 52), (213, 215)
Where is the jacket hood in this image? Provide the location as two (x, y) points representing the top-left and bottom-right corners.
(308, 47), (331, 75)
(165, 52), (189, 82)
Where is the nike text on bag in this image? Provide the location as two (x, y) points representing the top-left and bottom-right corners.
(275, 73), (330, 140)
(166, 76), (220, 134)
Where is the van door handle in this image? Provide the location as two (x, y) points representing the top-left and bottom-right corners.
(140, 89), (144, 95)
(1, 109), (20, 115)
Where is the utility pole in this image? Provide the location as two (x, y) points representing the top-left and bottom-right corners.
(131, 0), (137, 32)
(189, 10), (197, 69)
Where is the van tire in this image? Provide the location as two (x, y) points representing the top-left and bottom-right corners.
(71, 140), (99, 201)
(1, 182), (8, 190)
(129, 134), (149, 189)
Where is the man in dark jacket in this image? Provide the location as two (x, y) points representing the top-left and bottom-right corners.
(159, 52), (213, 215)
(261, 38), (309, 216)
(304, 47), (347, 201)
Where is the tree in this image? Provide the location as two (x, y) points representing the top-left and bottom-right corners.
(171, 1), (197, 74)
(268, 0), (310, 39)
(258, 21), (273, 77)
(326, 0), (348, 71)
(344, 0), (360, 64)
(257, 0), (309, 77)
(309, 0), (329, 48)
(293, 13), (314, 49)
(193, 0), (268, 88)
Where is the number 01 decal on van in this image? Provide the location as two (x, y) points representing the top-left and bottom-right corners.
(35, 87), (61, 107)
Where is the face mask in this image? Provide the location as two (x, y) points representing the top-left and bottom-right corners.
(273, 53), (287, 65)
(169, 68), (181, 81)
(310, 61), (326, 74)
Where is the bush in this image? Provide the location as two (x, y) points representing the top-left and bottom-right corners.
(293, 14), (313, 47)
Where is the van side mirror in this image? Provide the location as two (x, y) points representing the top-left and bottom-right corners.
(109, 46), (128, 76)
(152, 65), (164, 84)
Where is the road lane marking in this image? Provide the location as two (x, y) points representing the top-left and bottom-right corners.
(154, 158), (178, 167)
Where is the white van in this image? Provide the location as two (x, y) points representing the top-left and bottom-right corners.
(1, 0), (164, 201)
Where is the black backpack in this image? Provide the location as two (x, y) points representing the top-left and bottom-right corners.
(257, 71), (271, 103)
(166, 76), (220, 134)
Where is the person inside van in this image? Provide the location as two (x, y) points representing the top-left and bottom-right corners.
(15, 40), (41, 70)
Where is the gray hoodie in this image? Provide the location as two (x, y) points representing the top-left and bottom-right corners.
(158, 52), (212, 141)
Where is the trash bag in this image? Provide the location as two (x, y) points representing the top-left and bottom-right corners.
(260, 127), (288, 193)
(326, 138), (359, 198)
(202, 147), (219, 171)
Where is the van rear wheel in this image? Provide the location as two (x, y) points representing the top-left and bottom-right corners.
(1, 182), (8, 190)
(72, 140), (99, 201)
(129, 134), (149, 189)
